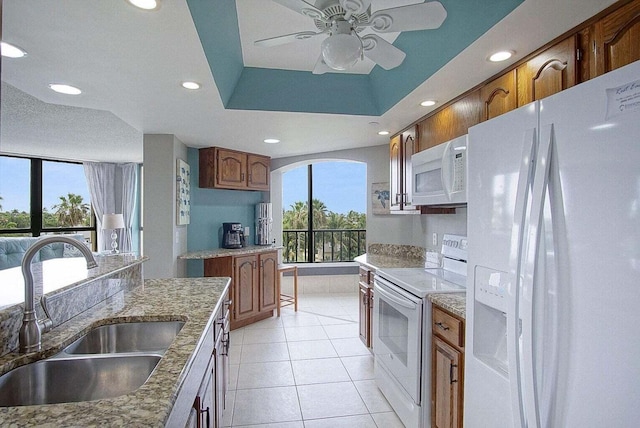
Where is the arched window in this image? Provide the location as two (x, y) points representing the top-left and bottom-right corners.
(282, 161), (366, 263)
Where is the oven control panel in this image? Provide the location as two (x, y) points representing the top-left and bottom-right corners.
(441, 234), (468, 261)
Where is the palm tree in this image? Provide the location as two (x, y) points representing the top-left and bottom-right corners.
(311, 199), (328, 229)
(53, 193), (90, 227)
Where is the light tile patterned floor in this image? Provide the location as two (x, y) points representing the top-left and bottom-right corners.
(223, 293), (405, 428)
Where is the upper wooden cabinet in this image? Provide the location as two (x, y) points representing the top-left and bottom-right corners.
(199, 147), (270, 191)
(594, 0), (640, 75)
(517, 35), (578, 106)
(480, 70), (517, 121)
(418, 91), (482, 151)
(390, 126), (419, 213)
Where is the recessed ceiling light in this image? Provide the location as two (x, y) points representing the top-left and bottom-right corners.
(182, 81), (201, 90)
(0, 42), (27, 58)
(378, 131), (390, 136)
(264, 138), (280, 144)
(489, 50), (514, 62)
(126, 0), (160, 10)
(420, 100), (437, 107)
(49, 84), (82, 95)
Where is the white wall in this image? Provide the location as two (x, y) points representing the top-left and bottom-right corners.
(142, 134), (188, 278)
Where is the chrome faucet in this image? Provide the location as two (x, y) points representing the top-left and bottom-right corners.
(19, 236), (98, 353)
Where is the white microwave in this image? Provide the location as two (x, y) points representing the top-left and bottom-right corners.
(411, 134), (468, 206)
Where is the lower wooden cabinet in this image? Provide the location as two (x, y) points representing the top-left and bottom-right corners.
(432, 306), (465, 428)
(358, 265), (374, 348)
(204, 250), (278, 330)
(168, 291), (231, 428)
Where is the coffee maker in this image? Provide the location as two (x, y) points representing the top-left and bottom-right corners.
(222, 222), (245, 249)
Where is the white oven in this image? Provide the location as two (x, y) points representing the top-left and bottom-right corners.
(373, 234), (468, 428)
(374, 275), (423, 404)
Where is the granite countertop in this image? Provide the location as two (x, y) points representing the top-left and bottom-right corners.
(429, 293), (466, 319)
(0, 277), (231, 427)
(179, 245), (283, 260)
(354, 253), (425, 270)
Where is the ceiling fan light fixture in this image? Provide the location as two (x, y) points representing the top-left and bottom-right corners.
(321, 32), (362, 70)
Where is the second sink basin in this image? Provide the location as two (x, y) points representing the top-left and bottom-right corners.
(64, 321), (185, 354)
(0, 355), (161, 407)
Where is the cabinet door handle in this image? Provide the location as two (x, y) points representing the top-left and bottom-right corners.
(450, 363), (458, 384)
(395, 193), (401, 203)
(241, 172), (245, 181)
(222, 331), (230, 355)
(435, 322), (450, 331)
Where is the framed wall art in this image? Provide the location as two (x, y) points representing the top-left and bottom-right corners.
(177, 159), (191, 225)
(371, 182), (390, 215)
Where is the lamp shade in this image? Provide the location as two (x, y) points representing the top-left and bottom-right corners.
(321, 33), (362, 70)
(102, 213), (125, 230)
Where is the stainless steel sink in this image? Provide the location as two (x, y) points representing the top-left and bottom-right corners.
(63, 321), (185, 354)
(0, 355), (161, 406)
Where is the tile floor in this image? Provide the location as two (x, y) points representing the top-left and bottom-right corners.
(223, 293), (405, 428)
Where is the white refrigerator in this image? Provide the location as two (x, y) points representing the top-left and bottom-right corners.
(464, 60), (640, 428)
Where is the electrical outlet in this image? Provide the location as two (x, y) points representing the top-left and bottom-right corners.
(432, 232), (438, 246)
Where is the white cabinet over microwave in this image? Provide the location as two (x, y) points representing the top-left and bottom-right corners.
(411, 135), (468, 207)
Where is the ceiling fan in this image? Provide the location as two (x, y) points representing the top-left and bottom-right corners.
(254, 0), (447, 74)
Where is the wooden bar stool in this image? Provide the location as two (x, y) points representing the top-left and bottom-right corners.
(277, 264), (298, 316)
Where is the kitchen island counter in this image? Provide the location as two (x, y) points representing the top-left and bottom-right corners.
(179, 244), (283, 260)
(0, 277), (230, 427)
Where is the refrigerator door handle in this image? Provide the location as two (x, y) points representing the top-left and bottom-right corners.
(521, 123), (554, 428)
(508, 127), (537, 428)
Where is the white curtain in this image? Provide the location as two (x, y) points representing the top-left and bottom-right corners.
(119, 163), (138, 253)
(84, 162), (116, 252)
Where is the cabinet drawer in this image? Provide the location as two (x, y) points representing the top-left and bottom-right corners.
(432, 306), (464, 348)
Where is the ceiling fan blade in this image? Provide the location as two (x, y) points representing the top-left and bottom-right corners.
(368, 1), (447, 33)
(339, 0), (372, 16)
(362, 35), (406, 70)
(255, 31), (323, 47)
(272, 0), (327, 21)
(312, 55), (332, 75)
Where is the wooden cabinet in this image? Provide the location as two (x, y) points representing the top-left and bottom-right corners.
(418, 91), (482, 151)
(167, 289), (231, 428)
(358, 266), (374, 348)
(258, 250), (278, 312)
(390, 126), (419, 213)
(480, 70), (517, 121)
(516, 36), (578, 107)
(593, 0), (640, 76)
(432, 306), (465, 428)
(204, 250), (278, 330)
(199, 147), (270, 191)
(213, 302), (230, 428)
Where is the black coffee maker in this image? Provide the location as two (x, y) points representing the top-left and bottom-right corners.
(222, 222), (245, 249)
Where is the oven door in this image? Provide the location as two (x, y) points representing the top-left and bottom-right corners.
(373, 275), (423, 404)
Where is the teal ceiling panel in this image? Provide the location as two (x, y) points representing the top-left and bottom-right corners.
(188, 0), (523, 116)
(227, 67), (378, 115)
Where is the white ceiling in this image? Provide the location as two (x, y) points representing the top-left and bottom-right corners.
(0, 0), (617, 163)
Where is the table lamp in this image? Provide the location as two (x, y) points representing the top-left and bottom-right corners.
(102, 213), (125, 254)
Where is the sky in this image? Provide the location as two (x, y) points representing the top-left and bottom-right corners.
(0, 157), (91, 212)
(282, 161), (366, 215)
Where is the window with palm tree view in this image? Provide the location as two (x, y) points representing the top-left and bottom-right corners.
(282, 161), (366, 263)
(0, 155), (95, 246)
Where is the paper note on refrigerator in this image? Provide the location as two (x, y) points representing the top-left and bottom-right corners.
(606, 78), (640, 120)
